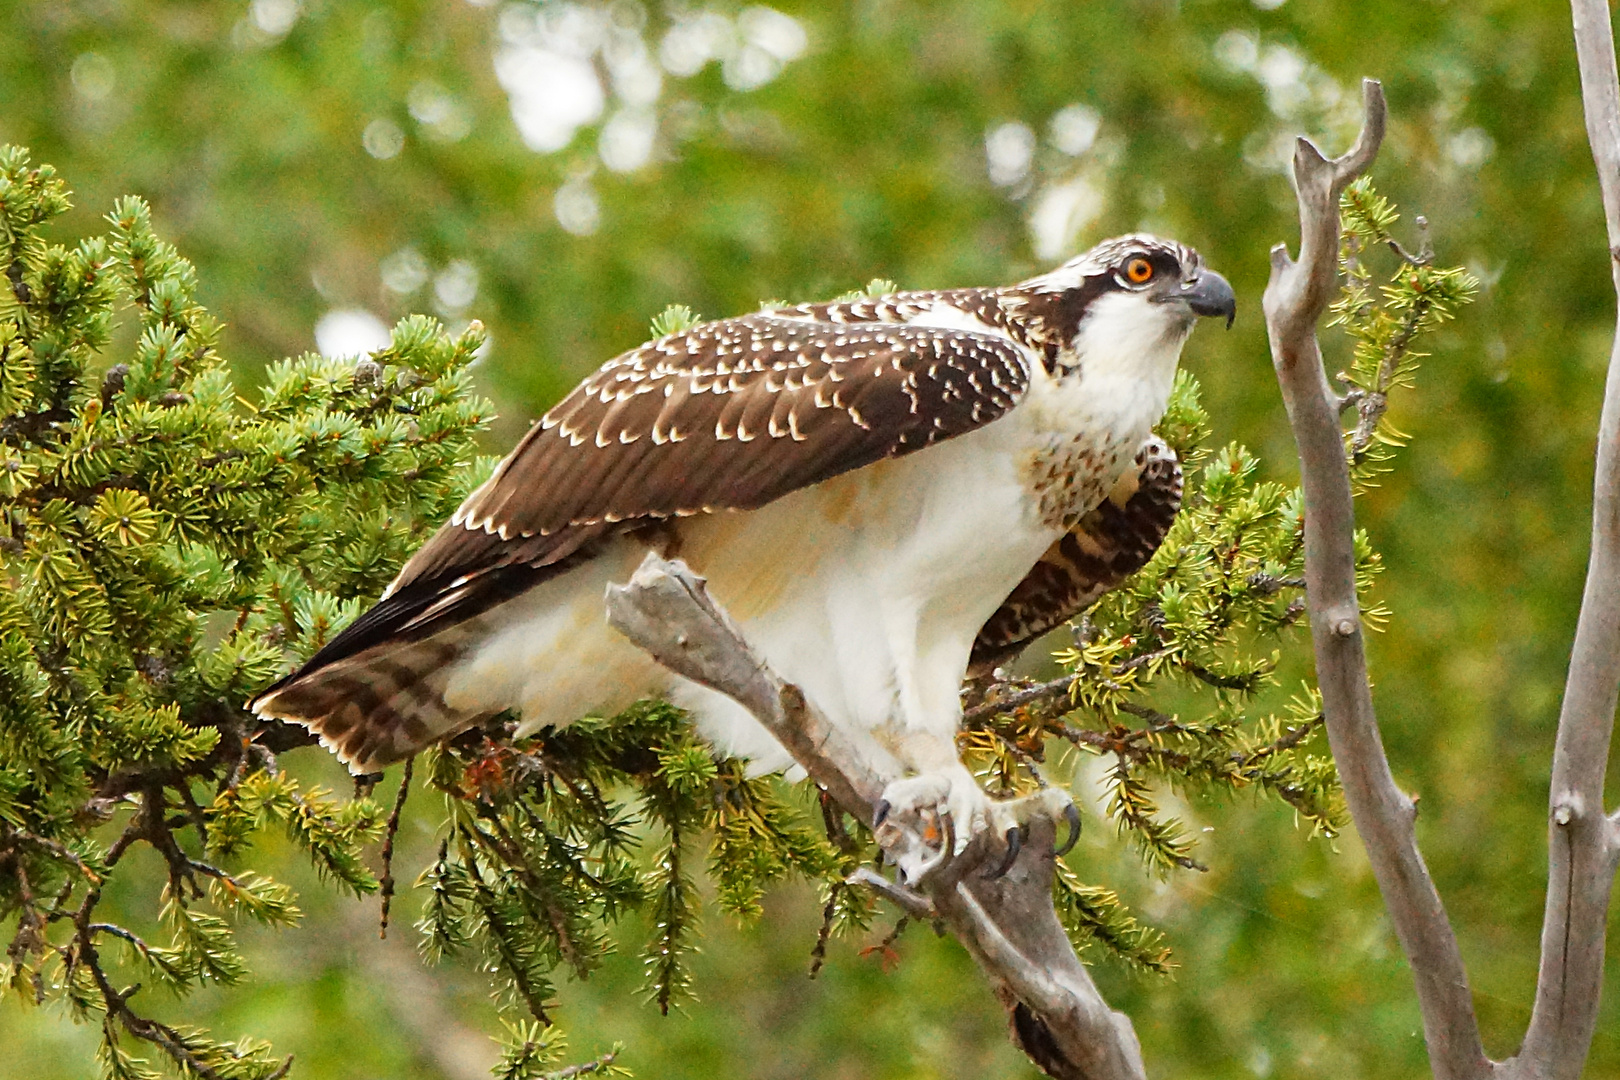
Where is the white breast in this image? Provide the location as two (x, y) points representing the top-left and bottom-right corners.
(1014, 290), (1191, 525)
(1039, 290), (1190, 440)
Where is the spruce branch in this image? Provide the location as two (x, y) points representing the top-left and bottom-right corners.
(0, 145), (492, 1076)
(377, 756), (414, 938)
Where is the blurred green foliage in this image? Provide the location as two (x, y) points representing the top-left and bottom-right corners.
(0, 0), (1617, 1078)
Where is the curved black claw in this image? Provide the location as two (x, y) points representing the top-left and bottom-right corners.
(985, 826), (1022, 879)
(872, 799), (891, 828)
(1055, 804), (1082, 857)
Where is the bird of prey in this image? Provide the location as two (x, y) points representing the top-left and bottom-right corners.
(251, 234), (1233, 873)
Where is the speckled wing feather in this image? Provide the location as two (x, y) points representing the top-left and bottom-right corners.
(967, 437), (1182, 675)
(412, 314), (1027, 573)
(259, 311), (1033, 692)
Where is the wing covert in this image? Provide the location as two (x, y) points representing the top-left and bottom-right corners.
(393, 313), (1031, 594)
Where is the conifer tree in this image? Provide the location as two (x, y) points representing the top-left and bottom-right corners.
(0, 145), (495, 1078)
(0, 147), (1473, 1078)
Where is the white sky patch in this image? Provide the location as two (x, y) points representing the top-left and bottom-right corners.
(660, 11), (735, 76)
(363, 117), (405, 159)
(434, 260), (480, 314)
(408, 81), (473, 142)
(1242, 128), (1298, 173)
(724, 6), (806, 89)
(740, 6), (807, 61)
(1448, 127), (1495, 168)
(599, 109), (658, 172)
(659, 6), (804, 90)
(604, 34), (662, 107)
(495, 45), (605, 152)
(517, 2), (609, 56)
(491, 3), (803, 167)
(1049, 104), (1100, 156)
(1255, 44), (1310, 116)
(316, 310), (392, 358)
(380, 247), (430, 295)
(986, 121), (1036, 188)
(723, 46), (780, 91)
(1029, 176), (1104, 261)
(1216, 30), (1356, 170)
(555, 179), (601, 236)
(70, 53), (115, 101)
(1213, 29), (1259, 73)
(251, 0), (300, 37)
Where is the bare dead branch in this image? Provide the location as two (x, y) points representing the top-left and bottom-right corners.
(1261, 80), (1493, 1080)
(606, 554), (1146, 1080)
(604, 556), (898, 821)
(962, 674), (1076, 725)
(1502, 6), (1620, 1077)
(378, 756), (414, 940)
(543, 1049), (619, 1080)
(846, 866), (935, 921)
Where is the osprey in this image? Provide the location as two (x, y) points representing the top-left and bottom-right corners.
(252, 234), (1234, 868)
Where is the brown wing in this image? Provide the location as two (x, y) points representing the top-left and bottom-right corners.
(968, 438), (1182, 676)
(397, 313), (1029, 587)
(256, 311), (1033, 691)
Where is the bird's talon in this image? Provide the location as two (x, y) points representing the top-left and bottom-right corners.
(985, 826), (1022, 879)
(872, 799), (891, 828)
(1056, 803), (1082, 856)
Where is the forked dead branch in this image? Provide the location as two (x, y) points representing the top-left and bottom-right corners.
(1264, 44), (1620, 1080)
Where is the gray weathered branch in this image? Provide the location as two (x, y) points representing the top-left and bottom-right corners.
(1505, 5), (1620, 1077)
(1261, 79), (1493, 1080)
(1269, 64), (1620, 1080)
(603, 557), (897, 817)
(606, 554), (1145, 1080)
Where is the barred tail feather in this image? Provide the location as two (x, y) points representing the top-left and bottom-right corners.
(251, 628), (486, 774)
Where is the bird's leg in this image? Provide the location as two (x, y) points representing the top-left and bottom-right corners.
(873, 733), (1079, 886)
(873, 759), (983, 885)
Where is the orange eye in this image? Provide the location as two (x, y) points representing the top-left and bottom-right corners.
(1124, 257), (1154, 284)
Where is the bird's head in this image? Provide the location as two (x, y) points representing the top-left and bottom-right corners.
(1010, 234), (1235, 373)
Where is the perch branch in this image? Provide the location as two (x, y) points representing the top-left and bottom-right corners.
(603, 556), (898, 817)
(845, 867), (935, 920)
(606, 554), (1146, 1080)
(1262, 79), (1491, 1080)
(1506, 6), (1620, 1077)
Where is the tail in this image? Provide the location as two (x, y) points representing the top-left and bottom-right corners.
(250, 625), (489, 774)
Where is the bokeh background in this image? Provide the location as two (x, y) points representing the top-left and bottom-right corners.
(3, 0), (1619, 1077)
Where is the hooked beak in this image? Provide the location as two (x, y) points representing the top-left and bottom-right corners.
(1182, 269), (1237, 329)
